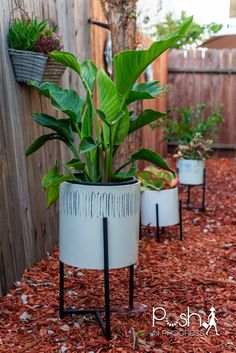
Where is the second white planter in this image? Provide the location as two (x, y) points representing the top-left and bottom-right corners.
(177, 159), (205, 185)
(141, 187), (179, 227)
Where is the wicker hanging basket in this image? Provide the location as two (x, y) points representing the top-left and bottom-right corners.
(42, 57), (66, 84)
(9, 49), (66, 84)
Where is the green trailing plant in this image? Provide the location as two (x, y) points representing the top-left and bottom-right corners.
(8, 15), (48, 51)
(26, 17), (192, 207)
(173, 133), (213, 161)
(137, 166), (179, 191)
(159, 103), (223, 145)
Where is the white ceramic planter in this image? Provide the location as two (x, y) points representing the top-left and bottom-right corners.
(177, 159), (205, 185)
(59, 179), (140, 270)
(141, 187), (179, 227)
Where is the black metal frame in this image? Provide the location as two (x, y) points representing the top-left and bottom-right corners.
(155, 200), (183, 243)
(59, 217), (134, 340)
(179, 169), (206, 212)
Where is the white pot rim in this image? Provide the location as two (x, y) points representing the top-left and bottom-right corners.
(142, 186), (178, 193)
(63, 177), (140, 188)
(178, 158), (205, 162)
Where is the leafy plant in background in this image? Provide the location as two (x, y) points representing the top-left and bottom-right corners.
(8, 16), (48, 51)
(26, 17), (192, 207)
(152, 11), (222, 48)
(174, 133), (213, 161)
(137, 166), (179, 191)
(159, 103), (223, 145)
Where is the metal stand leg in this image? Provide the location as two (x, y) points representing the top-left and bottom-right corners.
(58, 217), (136, 340)
(103, 217), (111, 340)
(179, 200), (183, 240)
(129, 265), (134, 309)
(201, 169), (206, 212)
(156, 204), (160, 243)
(187, 185), (191, 208)
(59, 261), (64, 319)
(139, 213), (142, 239)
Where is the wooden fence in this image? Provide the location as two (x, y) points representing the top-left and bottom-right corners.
(168, 49), (236, 155)
(0, 0), (91, 295)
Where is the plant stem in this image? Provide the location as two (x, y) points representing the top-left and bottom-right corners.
(68, 144), (91, 181)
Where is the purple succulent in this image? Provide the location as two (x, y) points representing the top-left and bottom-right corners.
(34, 31), (63, 54)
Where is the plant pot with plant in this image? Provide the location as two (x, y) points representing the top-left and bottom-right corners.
(8, 15), (65, 84)
(174, 133), (212, 185)
(25, 17), (192, 337)
(137, 166), (179, 228)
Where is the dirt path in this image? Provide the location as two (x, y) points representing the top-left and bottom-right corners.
(0, 158), (235, 352)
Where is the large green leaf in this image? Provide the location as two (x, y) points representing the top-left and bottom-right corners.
(127, 81), (167, 104)
(50, 51), (80, 74)
(80, 60), (98, 94)
(31, 82), (85, 123)
(79, 137), (97, 153)
(114, 148), (174, 174)
(50, 53), (98, 95)
(81, 105), (92, 139)
(65, 159), (86, 171)
(113, 17), (192, 99)
(112, 167), (138, 181)
(42, 166), (77, 207)
(129, 110), (166, 134)
(32, 114), (74, 143)
(25, 133), (63, 156)
(97, 69), (130, 146)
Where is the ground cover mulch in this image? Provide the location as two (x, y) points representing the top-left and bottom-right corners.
(0, 158), (236, 353)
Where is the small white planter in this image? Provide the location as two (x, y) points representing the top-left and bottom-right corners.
(59, 179), (140, 270)
(177, 159), (205, 185)
(141, 187), (179, 227)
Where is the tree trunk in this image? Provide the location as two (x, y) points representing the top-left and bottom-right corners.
(100, 0), (142, 169)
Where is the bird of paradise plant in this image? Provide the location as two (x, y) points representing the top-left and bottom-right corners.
(26, 17), (192, 207)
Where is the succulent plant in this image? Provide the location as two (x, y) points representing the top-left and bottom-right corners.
(174, 133), (213, 160)
(137, 166), (179, 191)
(34, 28), (63, 54)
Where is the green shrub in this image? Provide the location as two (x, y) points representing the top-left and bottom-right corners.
(160, 103), (223, 144)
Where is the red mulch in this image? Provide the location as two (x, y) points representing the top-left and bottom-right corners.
(0, 158), (236, 353)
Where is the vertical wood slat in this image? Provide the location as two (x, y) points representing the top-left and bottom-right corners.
(168, 49), (236, 154)
(0, 0), (91, 295)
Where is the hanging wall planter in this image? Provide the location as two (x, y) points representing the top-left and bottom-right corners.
(59, 179), (140, 270)
(8, 15), (65, 84)
(9, 49), (66, 84)
(177, 159), (205, 185)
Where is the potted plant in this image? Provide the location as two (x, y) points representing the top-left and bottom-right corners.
(174, 133), (213, 185)
(8, 15), (65, 84)
(26, 17), (192, 271)
(137, 166), (179, 227)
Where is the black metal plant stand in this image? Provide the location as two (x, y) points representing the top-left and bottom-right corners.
(59, 217), (134, 340)
(179, 169), (206, 212)
(155, 200), (183, 243)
